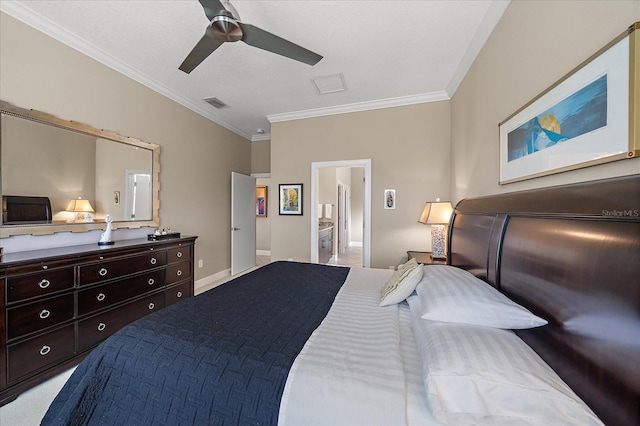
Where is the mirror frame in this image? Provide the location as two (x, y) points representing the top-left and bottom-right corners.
(0, 100), (160, 237)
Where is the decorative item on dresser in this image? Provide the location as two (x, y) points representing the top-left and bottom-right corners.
(0, 235), (197, 406)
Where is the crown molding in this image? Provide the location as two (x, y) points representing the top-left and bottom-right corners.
(0, 2), (252, 141)
(267, 91), (450, 123)
(251, 133), (271, 142)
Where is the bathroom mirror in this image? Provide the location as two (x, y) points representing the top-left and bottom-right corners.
(0, 100), (159, 237)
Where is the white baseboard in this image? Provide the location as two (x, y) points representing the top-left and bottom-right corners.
(194, 269), (230, 294)
(349, 241), (363, 247)
(256, 250), (271, 256)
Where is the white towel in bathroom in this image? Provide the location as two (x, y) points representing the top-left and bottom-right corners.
(324, 204), (332, 219)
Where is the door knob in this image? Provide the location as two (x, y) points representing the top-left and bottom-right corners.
(232, 227), (240, 231)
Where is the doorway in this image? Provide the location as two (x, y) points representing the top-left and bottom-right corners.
(310, 159), (371, 267)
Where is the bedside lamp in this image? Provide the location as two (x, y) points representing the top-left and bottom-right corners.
(418, 199), (453, 260)
(65, 198), (95, 223)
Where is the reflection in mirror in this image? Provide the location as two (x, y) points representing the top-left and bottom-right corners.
(0, 100), (159, 236)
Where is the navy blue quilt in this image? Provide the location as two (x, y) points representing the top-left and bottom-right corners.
(42, 261), (350, 426)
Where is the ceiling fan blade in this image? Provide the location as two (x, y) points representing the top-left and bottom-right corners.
(240, 23), (322, 66)
(179, 30), (225, 73)
(198, 0), (227, 21)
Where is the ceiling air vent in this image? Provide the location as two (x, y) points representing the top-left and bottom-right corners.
(310, 73), (347, 95)
(204, 97), (229, 109)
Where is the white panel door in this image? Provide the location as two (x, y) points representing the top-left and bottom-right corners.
(231, 172), (256, 275)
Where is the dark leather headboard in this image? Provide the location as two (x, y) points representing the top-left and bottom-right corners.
(2, 195), (52, 224)
(449, 175), (639, 426)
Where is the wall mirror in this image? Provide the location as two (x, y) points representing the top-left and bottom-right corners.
(0, 100), (159, 237)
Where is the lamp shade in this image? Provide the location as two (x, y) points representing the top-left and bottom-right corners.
(418, 200), (453, 225)
(65, 198), (94, 213)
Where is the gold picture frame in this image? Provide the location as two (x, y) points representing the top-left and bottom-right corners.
(498, 22), (639, 184)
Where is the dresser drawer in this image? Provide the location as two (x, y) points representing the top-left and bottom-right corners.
(166, 281), (192, 306)
(7, 294), (74, 341)
(77, 269), (165, 316)
(167, 246), (191, 263)
(7, 324), (75, 383)
(166, 261), (191, 285)
(79, 251), (167, 286)
(6, 267), (75, 304)
(77, 292), (165, 351)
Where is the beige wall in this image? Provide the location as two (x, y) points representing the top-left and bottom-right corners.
(0, 12), (251, 278)
(271, 102), (451, 269)
(251, 139), (271, 174)
(451, 1), (640, 202)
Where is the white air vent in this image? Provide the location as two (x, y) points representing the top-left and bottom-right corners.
(310, 73), (347, 95)
(204, 97), (229, 109)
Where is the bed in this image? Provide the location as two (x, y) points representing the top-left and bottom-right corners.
(42, 175), (639, 425)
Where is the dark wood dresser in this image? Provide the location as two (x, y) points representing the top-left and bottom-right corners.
(0, 236), (197, 405)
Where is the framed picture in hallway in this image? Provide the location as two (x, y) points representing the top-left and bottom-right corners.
(256, 186), (267, 217)
(279, 184), (303, 215)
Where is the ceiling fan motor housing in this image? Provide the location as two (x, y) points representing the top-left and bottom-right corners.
(210, 10), (242, 42)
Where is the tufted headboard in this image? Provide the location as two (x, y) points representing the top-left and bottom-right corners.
(448, 175), (639, 426)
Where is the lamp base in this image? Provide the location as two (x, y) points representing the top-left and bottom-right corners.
(431, 224), (447, 260)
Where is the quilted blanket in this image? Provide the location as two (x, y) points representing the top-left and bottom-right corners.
(41, 261), (350, 426)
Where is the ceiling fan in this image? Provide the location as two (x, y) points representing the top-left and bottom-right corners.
(179, 0), (323, 73)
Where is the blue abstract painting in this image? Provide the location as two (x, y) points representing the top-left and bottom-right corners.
(507, 74), (608, 162)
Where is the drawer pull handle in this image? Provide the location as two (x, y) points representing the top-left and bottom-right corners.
(148, 278), (155, 285)
(148, 302), (155, 310)
(99, 268), (108, 277)
(40, 345), (51, 356)
(38, 279), (51, 289)
(177, 291), (183, 298)
(176, 270), (183, 277)
(42, 265), (48, 270)
(176, 252), (183, 258)
(97, 293), (106, 302)
(97, 322), (106, 332)
(39, 309), (51, 320)
(150, 257), (157, 265)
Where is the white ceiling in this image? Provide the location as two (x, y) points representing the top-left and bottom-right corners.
(1, 0), (509, 141)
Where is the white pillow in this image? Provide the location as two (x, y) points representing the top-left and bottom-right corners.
(379, 258), (423, 306)
(416, 265), (547, 329)
(406, 295), (603, 426)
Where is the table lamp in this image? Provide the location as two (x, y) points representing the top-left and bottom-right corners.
(65, 198), (95, 222)
(418, 198), (453, 260)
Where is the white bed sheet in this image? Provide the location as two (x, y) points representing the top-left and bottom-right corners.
(279, 267), (441, 426)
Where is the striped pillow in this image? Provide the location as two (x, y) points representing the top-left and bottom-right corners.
(379, 258), (422, 306)
(407, 295), (603, 426)
(416, 265), (546, 329)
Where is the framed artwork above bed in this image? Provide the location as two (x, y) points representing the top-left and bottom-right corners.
(499, 22), (639, 184)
